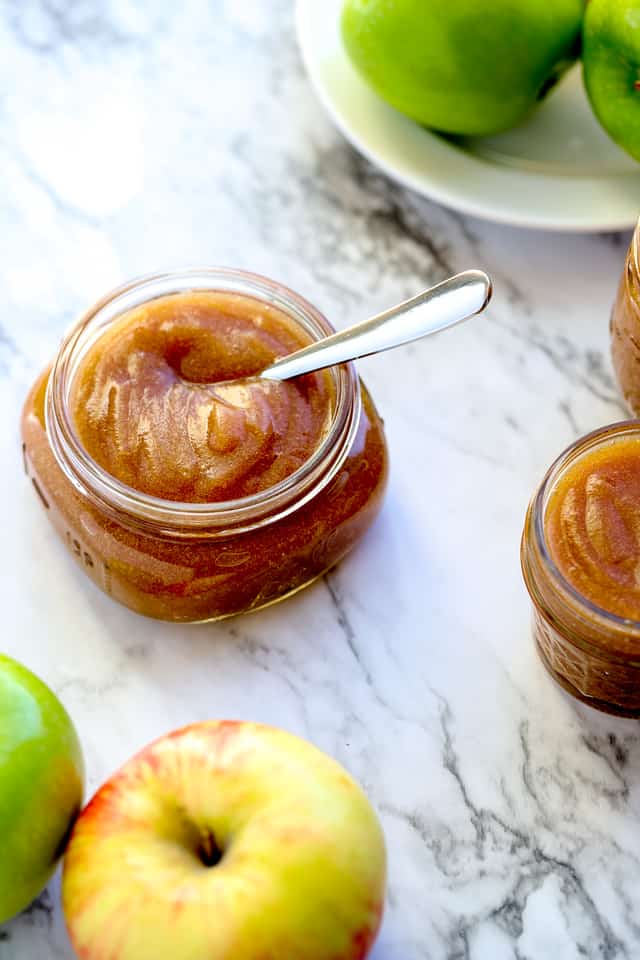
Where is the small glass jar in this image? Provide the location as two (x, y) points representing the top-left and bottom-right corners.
(21, 269), (388, 623)
(611, 218), (640, 414)
(521, 421), (640, 717)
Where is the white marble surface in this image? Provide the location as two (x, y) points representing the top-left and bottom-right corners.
(1, 2), (639, 959)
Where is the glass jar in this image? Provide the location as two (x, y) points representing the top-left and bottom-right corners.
(521, 421), (640, 716)
(21, 269), (388, 623)
(611, 219), (640, 414)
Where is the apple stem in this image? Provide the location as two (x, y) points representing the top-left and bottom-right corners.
(198, 829), (222, 867)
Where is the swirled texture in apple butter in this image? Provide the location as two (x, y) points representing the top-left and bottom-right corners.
(545, 437), (640, 620)
(70, 292), (334, 502)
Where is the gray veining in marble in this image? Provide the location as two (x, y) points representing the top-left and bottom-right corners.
(1, 2), (639, 959)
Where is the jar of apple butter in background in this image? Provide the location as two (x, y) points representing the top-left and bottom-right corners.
(611, 218), (640, 413)
(21, 269), (388, 623)
(521, 421), (640, 716)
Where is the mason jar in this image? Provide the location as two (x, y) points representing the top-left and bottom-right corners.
(611, 219), (640, 414)
(21, 269), (388, 623)
(521, 421), (640, 716)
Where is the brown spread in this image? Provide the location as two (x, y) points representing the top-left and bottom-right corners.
(545, 436), (640, 621)
(70, 292), (334, 503)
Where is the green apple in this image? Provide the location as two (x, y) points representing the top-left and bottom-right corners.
(0, 653), (83, 924)
(62, 721), (386, 960)
(341, 0), (585, 135)
(583, 0), (640, 161)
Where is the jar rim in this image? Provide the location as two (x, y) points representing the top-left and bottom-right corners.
(46, 267), (361, 535)
(530, 419), (640, 644)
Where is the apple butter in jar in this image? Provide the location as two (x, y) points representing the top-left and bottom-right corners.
(611, 219), (640, 413)
(521, 421), (640, 716)
(21, 269), (388, 622)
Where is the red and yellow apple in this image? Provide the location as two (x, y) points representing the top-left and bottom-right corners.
(62, 721), (386, 959)
(0, 653), (83, 924)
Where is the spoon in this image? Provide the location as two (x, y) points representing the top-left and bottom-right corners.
(257, 269), (492, 382)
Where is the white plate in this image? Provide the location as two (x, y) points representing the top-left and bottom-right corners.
(296, 0), (640, 232)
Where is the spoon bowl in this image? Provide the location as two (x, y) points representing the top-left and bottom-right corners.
(251, 269), (490, 384)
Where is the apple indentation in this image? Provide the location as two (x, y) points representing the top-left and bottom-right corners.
(196, 829), (223, 868)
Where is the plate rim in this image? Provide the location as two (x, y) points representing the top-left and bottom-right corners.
(295, 0), (640, 234)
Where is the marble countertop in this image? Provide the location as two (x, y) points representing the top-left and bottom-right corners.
(1, 2), (639, 959)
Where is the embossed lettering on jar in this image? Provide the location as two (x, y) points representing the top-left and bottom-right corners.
(21, 269), (388, 623)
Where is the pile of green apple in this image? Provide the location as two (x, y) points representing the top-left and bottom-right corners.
(0, 654), (386, 959)
(341, 0), (640, 162)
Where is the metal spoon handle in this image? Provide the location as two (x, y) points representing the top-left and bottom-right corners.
(261, 269), (492, 382)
